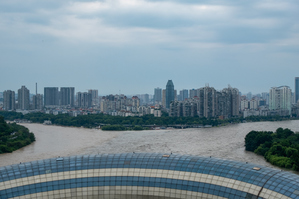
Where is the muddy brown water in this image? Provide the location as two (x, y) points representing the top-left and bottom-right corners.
(0, 120), (298, 170)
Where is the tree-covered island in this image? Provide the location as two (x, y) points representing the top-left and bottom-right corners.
(0, 116), (35, 154)
(245, 128), (299, 171)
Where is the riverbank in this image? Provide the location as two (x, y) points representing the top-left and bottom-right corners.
(1, 110), (297, 130)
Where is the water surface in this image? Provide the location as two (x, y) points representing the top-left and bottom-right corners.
(0, 120), (298, 169)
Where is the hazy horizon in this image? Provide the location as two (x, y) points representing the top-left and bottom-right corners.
(1, 0), (298, 94)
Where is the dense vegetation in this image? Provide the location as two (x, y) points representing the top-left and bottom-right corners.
(245, 128), (299, 171)
(0, 116), (35, 154)
(0, 111), (295, 130)
(101, 125), (148, 131)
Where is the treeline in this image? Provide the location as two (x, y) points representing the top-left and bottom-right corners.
(245, 128), (299, 171)
(0, 111), (229, 128)
(0, 111), (295, 130)
(101, 125), (148, 131)
(0, 116), (36, 154)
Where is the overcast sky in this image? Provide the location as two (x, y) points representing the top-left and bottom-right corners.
(1, 0), (298, 95)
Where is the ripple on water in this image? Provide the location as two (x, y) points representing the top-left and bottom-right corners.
(0, 120), (298, 172)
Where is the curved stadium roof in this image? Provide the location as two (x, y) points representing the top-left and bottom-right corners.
(0, 153), (299, 199)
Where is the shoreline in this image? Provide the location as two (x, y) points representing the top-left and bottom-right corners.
(7, 117), (298, 132)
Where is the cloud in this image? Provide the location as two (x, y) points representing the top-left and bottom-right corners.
(0, 0), (298, 95)
(1, 0), (298, 48)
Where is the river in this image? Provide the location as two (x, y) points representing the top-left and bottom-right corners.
(0, 120), (298, 169)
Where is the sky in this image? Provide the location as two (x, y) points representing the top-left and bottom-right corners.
(0, 0), (298, 95)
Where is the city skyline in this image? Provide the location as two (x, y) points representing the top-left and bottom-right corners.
(1, 81), (298, 97)
(0, 0), (298, 94)
(1, 80), (297, 117)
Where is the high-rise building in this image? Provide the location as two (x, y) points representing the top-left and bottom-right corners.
(44, 87), (59, 106)
(132, 96), (140, 107)
(140, 94), (149, 104)
(189, 89), (197, 98)
(162, 89), (166, 108)
(154, 88), (162, 103)
(249, 100), (258, 110)
(170, 85), (240, 119)
(222, 86), (240, 117)
(269, 86), (292, 115)
(261, 92), (269, 105)
(18, 86), (30, 110)
(291, 92), (295, 104)
(295, 77), (299, 103)
(197, 86), (217, 118)
(88, 89), (98, 106)
(3, 90), (15, 111)
(246, 92), (252, 100)
(165, 80), (174, 108)
(240, 100), (249, 110)
(60, 87), (75, 107)
(180, 89), (188, 101)
(32, 94), (43, 110)
(77, 92), (92, 108)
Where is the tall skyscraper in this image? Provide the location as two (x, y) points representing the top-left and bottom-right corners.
(165, 80), (174, 108)
(295, 77), (299, 103)
(44, 87), (59, 106)
(18, 86), (30, 110)
(3, 90), (15, 110)
(269, 86), (292, 115)
(60, 87), (75, 107)
(154, 88), (162, 103)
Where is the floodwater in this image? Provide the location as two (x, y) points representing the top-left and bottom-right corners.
(0, 120), (298, 169)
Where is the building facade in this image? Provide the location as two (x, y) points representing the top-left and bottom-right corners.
(162, 89), (166, 108)
(100, 95), (140, 114)
(32, 94), (43, 110)
(165, 80), (174, 109)
(17, 86), (30, 110)
(179, 89), (189, 101)
(246, 92), (252, 100)
(261, 92), (269, 105)
(189, 89), (197, 99)
(88, 89), (98, 106)
(170, 86), (239, 119)
(295, 77), (299, 103)
(269, 86), (292, 115)
(77, 92), (92, 108)
(44, 87), (59, 106)
(3, 90), (15, 111)
(154, 88), (162, 103)
(60, 87), (75, 107)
